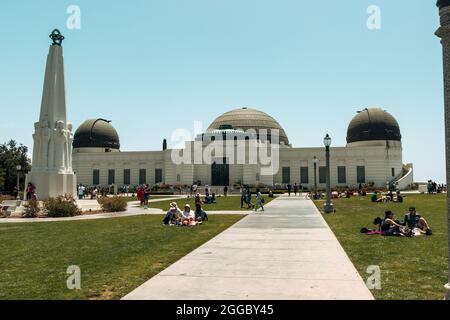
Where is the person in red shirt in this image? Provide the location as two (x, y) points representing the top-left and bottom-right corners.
(26, 183), (35, 201)
(136, 186), (145, 207)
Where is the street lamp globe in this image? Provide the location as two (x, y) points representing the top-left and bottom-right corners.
(323, 134), (332, 147)
(16, 165), (22, 171)
(313, 156), (318, 164)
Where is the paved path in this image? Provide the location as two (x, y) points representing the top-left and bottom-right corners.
(123, 195), (373, 300)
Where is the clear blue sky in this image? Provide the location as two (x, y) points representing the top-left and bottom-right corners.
(0, 0), (445, 182)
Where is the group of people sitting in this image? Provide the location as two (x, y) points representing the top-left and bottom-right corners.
(163, 201), (208, 227)
(363, 207), (432, 237)
(203, 190), (217, 204)
(337, 189), (367, 198)
(371, 190), (404, 203)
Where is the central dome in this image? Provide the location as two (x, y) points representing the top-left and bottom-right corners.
(207, 107), (290, 145)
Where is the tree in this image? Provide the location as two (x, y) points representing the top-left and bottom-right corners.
(0, 140), (31, 194)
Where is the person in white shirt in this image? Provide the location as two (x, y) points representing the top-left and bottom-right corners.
(182, 204), (196, 226)
(77, 185), (85, 200)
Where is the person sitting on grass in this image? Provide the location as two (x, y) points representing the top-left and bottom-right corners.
(370, 191), (386, 202)
(204, 193), (217, 204)
(394, 191), (404, 203)
(381, 210), (407, 236)
(195, 193), (203, 211)
(385, 191), (392, 202)
(163, 204), (182, 226)
(181, 204), (196, 227)
(403, 207), (432, 236)
(195, 205), (208, 223)
(370, 191), (378, 203)
(164, 206), (178, 225)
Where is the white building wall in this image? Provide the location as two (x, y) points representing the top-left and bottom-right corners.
(72, 140), (405, 189)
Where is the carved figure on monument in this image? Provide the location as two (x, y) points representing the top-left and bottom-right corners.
(54, 120), (67, 172)
(32, 122), (41, 168)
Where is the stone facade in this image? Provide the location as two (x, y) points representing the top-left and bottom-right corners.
(72, 109), (412, 190)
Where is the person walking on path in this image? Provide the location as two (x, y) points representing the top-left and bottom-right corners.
(293, 183), (299, 196)
(287, 184), (292, 196)
(246, 188), (253, 209)
(224, 185), (228, 197)
(255, 189), (264, 212)
(241, 186), (246, 208)
(77, 184), (85, 200)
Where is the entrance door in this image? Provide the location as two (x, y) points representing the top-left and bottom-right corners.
(211, 158), (230, 186)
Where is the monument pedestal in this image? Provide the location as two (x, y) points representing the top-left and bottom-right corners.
(25, 171), (76, 200)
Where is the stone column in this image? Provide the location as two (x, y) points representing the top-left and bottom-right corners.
(436, 0), (450, 300)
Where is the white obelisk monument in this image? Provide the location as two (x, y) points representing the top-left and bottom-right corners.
(25, 29), (76, 200)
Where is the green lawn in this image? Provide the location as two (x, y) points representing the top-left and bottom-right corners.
(0, 214), (244, 300)
(142, 195), (275, 211)
(314, 194), (448, 300)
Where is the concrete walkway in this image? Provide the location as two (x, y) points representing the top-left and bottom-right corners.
(123, 195), (374, 300)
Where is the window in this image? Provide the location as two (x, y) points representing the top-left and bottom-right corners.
(357, 166), (366, 184)
(93, 169), (100, 186)
(337, 166), (346, 184)
(108, 169), (115, 185)
(282, 167), (290, 184)
(139, 169), (146, 185)
(319, 166), (326, 184)
(392, 168), (395, 177)
(300, 167), (309, 184)
(177, 174), (181, 182)
(155, 168), (163, 184)
(123, 169), (131, 185)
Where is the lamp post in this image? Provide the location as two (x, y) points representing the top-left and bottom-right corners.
(323, 134), (334, 213)
(16, 165), (22, 201)
(313, 156), (318, 198)
(435, 0), (450, 300)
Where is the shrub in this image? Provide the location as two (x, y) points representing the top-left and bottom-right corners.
(44, 194), (81, 217)
(97, 196), (127, 212)
(22, 200), (41, 218)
